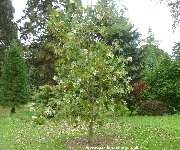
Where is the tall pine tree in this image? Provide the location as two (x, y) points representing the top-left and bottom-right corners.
(0, 0), (17, 77)
(142, 28), (169, 78)
(0, 41), (29, 113)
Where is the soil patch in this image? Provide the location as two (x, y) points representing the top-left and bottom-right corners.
(66, 135), (118, 149)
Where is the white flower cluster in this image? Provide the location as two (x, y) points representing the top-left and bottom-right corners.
(82, 49), (88, 55)
(70, 0), (75, 3)
(107, 52), (114, 58)
(44, 107), (56, 117)
(122, 100), (127, 105)
(127, 57), (132, 62)
(73, 78), (82, 87)
(53, 76), (58, 81)
(29, 103), (36, 112)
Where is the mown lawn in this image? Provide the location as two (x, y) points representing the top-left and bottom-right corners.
(0, 107), (180, 150)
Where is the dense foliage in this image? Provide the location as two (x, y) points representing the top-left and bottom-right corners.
(48, 0), (133, 142)
(145, 55), (180, 111)
(0, 41), (29, 113)
(141, 29), (180, 112)
(91, 1), (144, 114)
(127, 80), (148, 113)
(138, 100), (170, 116)
(96, 1), (143, 84)
(18, 0), (63, 86)
(31, 85), (65, 118)
(0, 0), (180, 149)
(142, 28), (169, 78)
(0, 0), (17, 77)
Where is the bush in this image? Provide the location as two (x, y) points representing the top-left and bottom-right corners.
(31, 85), (66, 118)
(138, 100), (170, 116)
(127, 80), (148, 114)
(132, 80), (148, 102)
(114, 101), (130, 116)
(145, 56), (180, 111)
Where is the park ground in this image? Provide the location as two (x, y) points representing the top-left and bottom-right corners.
(0, 106), (180, 150)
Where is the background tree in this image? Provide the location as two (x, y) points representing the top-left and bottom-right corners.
(126, 28), (170, 113)
(139, 28), (180, 112)
(0, 41), (29, 113)
(172, 42), (180, 61)
(142, 28), (169, 78)
(18, 0), (60, 86)
(145, 55), (180, 111)
(96, 0), (143, 84)
(93, 0), (144, 112)
(0, 0), (17, 77)
(18, 0), (83, 86)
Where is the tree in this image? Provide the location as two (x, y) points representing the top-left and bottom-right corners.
(18, 0), (60, 86)
(126, 28), (169, 113)
(96, 0), (143, 84)
(142, 28), (169, 78)
(18, 0), (83, 86)
(172, 42), (180, 61)
(91, 0), (144, 113)
(140, 28), (180, 111)
(0, 41), (29, 113)
(145, 55), (180, 111)
(48, 0), (131, 144)
(0, 0), (17, 77)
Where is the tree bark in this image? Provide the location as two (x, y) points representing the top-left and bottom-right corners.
(88, 116), (94, 146)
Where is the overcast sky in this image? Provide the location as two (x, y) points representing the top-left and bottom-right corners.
(12, 0), (180, 54)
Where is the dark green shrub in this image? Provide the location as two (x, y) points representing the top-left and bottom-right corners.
(145, 56), (180, 111)
(138, 100), (170, 116)
(31, 85), (65, 118)
(114, 102), (130, 116)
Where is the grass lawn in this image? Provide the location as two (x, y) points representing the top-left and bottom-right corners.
(0, 107), (180, 150)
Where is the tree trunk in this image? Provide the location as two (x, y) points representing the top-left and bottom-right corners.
(11, 107), (16, 114)
(88, 116), (94, 146)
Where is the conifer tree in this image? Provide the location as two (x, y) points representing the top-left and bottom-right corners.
(0, 41), (29, 113)
(0, 0), (17, 77)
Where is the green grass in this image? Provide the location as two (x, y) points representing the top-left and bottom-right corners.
(0, 107), (180, 150)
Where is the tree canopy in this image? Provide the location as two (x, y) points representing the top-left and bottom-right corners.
(0, 41), (29, 113)
(0, 0), (17, 77)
